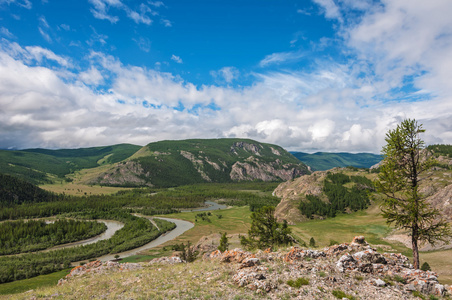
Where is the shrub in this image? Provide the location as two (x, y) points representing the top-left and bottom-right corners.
(286, 277), (309, 288)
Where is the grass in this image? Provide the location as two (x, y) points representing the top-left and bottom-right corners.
(154, 206), (252, 247)
(40, 181), (132, 196)
(0, 269), (71, 296)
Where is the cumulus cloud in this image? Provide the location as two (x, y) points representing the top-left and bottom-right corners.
(1, 1), (452, 152)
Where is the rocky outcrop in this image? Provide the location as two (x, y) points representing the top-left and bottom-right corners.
(202, 237), (449, 298)
(230, 157), (305, 182)
(90, 160), (151, 186)
(230, 142), (262, 156)
(273, 171), (328, 224)
(58, 260), (142, 285)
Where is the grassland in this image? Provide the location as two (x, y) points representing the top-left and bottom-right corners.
(0, 269), (71, 295)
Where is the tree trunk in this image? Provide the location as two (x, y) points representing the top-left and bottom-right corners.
(411, 233), (420, 269)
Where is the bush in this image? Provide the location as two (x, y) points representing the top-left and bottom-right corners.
(421, 262), (431, 271)
(286, 277), (309, 288)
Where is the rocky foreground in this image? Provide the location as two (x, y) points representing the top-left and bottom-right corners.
(10, 236), (451, 300)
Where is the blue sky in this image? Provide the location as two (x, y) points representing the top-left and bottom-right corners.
(1, 0), (451, 152)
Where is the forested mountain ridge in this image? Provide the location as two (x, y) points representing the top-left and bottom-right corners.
(290, 151), (382, 171)
(0, 144), (141, 184)
(0, 173), (61, 206)
(89, 139), (310, 187)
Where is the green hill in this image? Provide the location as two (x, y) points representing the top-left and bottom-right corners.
(290, 152), (382, 171)
(0, 173), (60, 206)
(91, 139), (310, 187)
(0, 144), (141, 184)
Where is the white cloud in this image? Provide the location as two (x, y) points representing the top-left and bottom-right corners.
(79, 66), (104, 86)
(88, 0), (122, 23)
(0, 0), (31, 9)
(133, 36), (151, 52)
(210, 67), (239, 84)
(259, 51), (305, 67)
(171, 54), (182, 64)
(313, 0), (342, 22)
(0, 27), (14, 38)
(2, 0), (452, 156)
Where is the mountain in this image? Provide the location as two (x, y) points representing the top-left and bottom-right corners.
(0, 144), (141, 184)
(89, 139), (310, 187)
(290, 151), (382, 171)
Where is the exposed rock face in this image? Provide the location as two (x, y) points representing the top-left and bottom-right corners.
(230, 157), (305, 182)
(273, 171), (327, 224)
(230, 142), (263, 156)
(91, 160), (151, 186)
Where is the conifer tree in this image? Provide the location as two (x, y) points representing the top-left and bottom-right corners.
(375, 119), (451, 269)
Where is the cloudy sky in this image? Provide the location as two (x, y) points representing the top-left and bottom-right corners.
(1, 0), (451, 153)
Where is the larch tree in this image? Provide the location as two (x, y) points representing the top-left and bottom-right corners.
(375, 119), (450, 269)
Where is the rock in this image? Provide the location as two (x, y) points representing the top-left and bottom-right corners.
(374, 278), (386, 287)
(353, 249), (387, 264)
(336, 255), (357, 272)
(149, 256), (183, 265)
(239, 257), (260, 269)
(220, 248), (254, 263)
(351, 236), (368, 246)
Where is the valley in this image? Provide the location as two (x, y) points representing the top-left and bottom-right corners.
(0, 138), (451, 299)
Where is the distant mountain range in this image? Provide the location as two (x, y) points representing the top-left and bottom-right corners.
(290, 152), (382, 171)
(0, 139), (309, 187)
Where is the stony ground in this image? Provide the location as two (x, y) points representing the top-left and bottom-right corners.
(7, 237), (452, 300)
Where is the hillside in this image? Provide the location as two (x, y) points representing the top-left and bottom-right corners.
(0, 144), (141, 184)
(6, 237), (452, 299)
(273, 168), (375, 224)
(290, 151), (382, 171)
(89, 139), (310, 187)
(0, 173), (60, 206)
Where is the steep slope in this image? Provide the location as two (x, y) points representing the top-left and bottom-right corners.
(0, 144), (141, 184)
(0, 173), (60, 206)
(273, 168), (374, 224)
(90, 139), (310, 187)
(291, 151), (382, 171)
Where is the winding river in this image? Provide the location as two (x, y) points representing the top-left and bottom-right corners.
(96, 201), (228, 261)
(3, 201), (228, 261)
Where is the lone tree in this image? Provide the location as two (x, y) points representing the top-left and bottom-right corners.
(240, 206), (292, 249)
(375, 119), (450, 269)
(218, 232), (229, 252)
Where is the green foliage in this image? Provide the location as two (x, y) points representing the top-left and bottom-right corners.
(240, 206), (293, 249)
(309, 237), (316, 247)
(329, 239), (339, 246)
(0, 219), (106, 255)
(375, 119), (451, 269)
(178, 242), (198, 263)
(286, 277), (309, 288)
(427, 144), (452, 158)
(218, 232), (229, 252)
(299, 173), (372, 219)
(332, 290), (356, 300)
(0, 173), (62, 206)
(0, 212), (175, 284)
(291, 151), (382, 171)
(421, 262), (431, 271)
